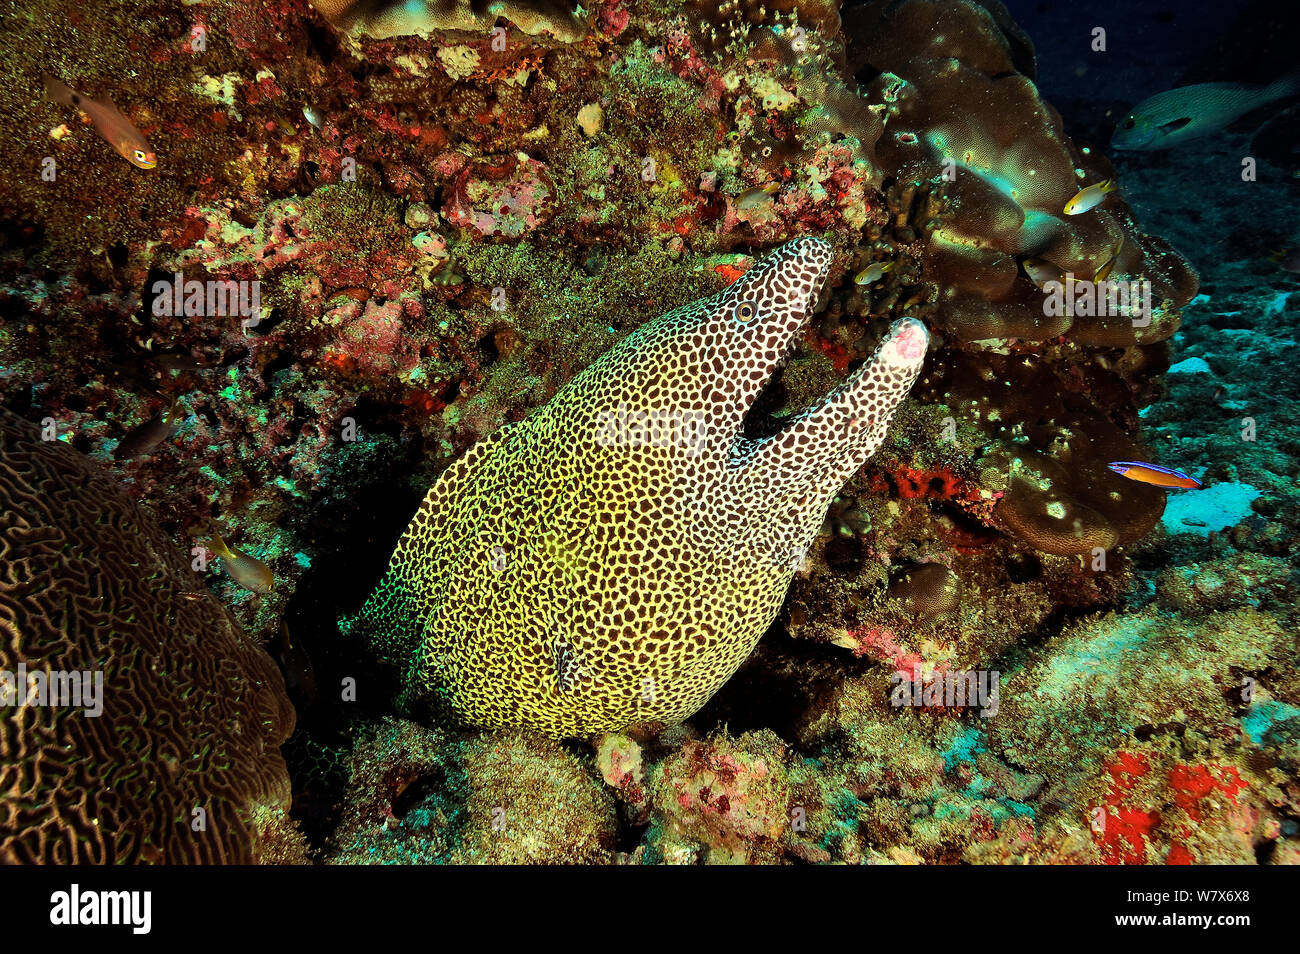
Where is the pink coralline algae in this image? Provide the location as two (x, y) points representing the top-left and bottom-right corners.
(443, 154), (554, 238)
(598, 0), (631, 38)
(596, 733), (650, 818)
(847, 623), (925, 676)
(652, 733), (793, 862)
(325, 298), (422, 379)
(723, 143), (875, 241)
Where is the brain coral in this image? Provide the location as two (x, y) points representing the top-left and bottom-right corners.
(348, 239), (929, 737)
(0, 410), (300, 863)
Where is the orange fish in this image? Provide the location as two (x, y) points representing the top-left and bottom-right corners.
(1108, 461), (1201, 489)
(44, 75), (156, 169)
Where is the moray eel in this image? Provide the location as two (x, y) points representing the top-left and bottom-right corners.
(348, 237), (929, 737)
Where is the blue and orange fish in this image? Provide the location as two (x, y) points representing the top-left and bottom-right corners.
(1108, 461), (1201, 490)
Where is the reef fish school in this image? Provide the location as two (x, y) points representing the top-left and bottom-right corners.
(151, 273), (262, 328)
(1041, 274), (1154, 325)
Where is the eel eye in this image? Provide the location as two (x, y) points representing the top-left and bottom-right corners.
(1122, 118), (1135, 129)
(735, 301), (758, 322)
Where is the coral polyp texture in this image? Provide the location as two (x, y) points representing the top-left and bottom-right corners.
(0, 0), (1295, 869)
(845, 0), (1198, 346)
(0, 410), (301, 863)
(310, 0), (588, 42)
(328, 719), (618, 863)
(349, 240), (928, 736)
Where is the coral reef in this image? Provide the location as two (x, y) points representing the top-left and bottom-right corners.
(647, 729), (798, 864)
(989, 607), (1296, 864)
(310, 0), (588, 43)
(328, 718), (618, 863)
(0, 409), (302, 863)
(0, 0), (1293, 866)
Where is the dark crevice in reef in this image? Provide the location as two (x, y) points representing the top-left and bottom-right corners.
(304, 20), (344, 66)
(279, 433), (430, 848)
(615, 818), (652, 856)
(391, 767), (448, 819)
(139, 266), (175, 328)
(253, 306), (287, 336)
(259, 348), (298, 386)
(691, 631), (869, 740)
(1005, 551), (1043, 584)
(824, 534), (868, 576)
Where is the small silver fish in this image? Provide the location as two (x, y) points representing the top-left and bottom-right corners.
(44, 74), (156, 169)
(1112, 72), (1300, 150)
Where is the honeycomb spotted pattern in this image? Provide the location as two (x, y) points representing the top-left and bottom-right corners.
(349, 238), (929, 738)
(0, 409), (297, 863)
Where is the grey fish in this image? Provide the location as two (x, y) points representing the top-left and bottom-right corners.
(1112, 72), (1300, 150)
(113, 399), (176, 460)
